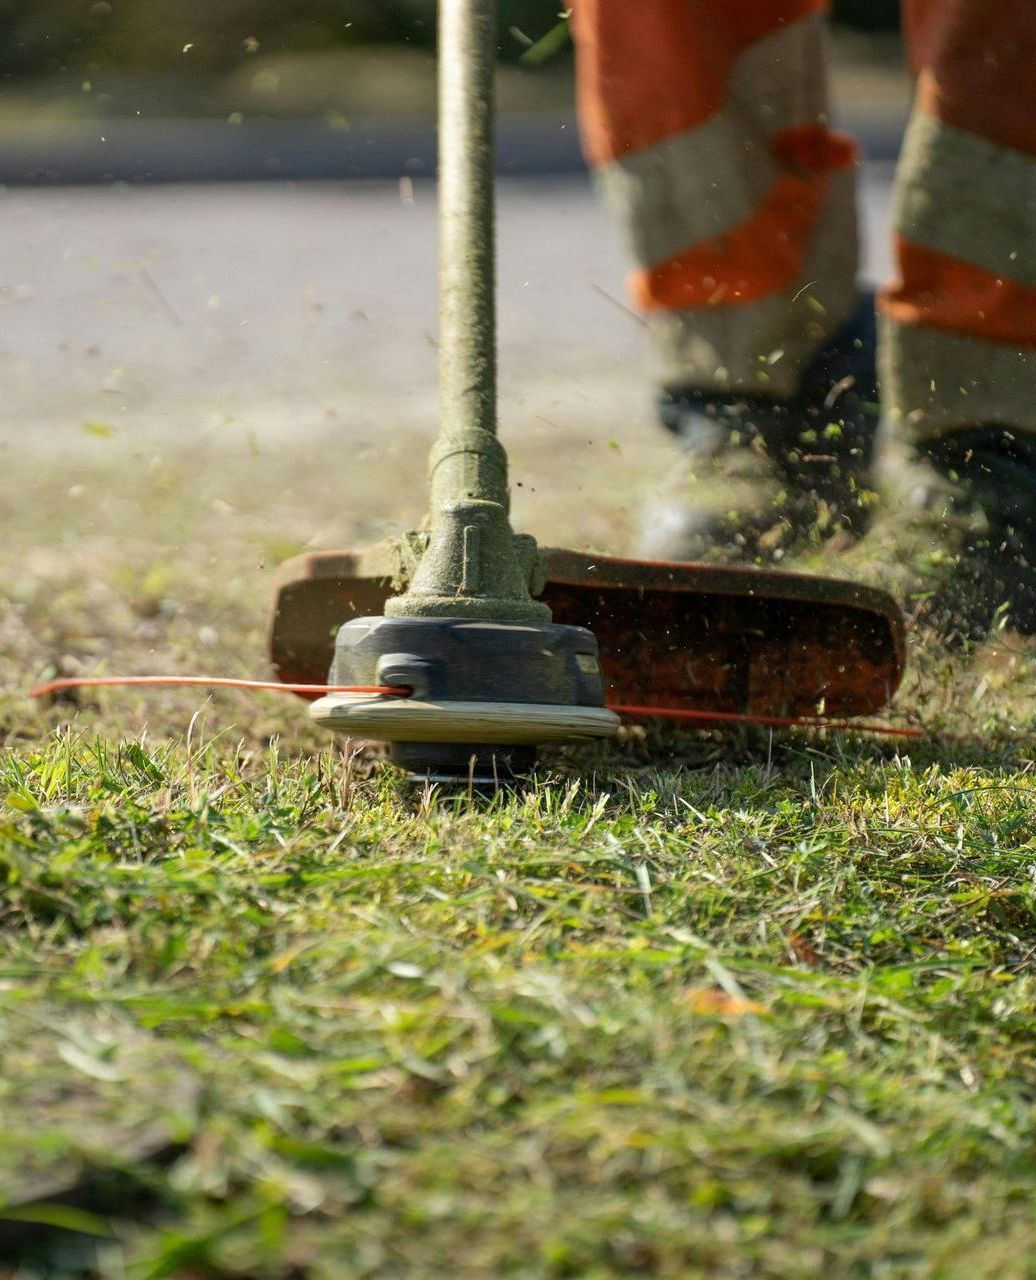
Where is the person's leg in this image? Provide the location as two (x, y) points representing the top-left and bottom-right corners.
(571, 0), (859, 395)
(883, 0), (1036, 630)
(885, 0), (1036, 438)
(570, 1), (876, 561)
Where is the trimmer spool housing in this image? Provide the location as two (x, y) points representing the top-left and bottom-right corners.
(311, 614), (616, 783)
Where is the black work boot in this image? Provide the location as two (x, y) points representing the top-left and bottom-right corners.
(916, 429), (1036, 638)
(639, 295), (880, 563)
(823, 426), (1036, 641)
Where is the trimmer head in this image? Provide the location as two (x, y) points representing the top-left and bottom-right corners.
(308, 612), (618, 782)
(271, 544), (906, 723)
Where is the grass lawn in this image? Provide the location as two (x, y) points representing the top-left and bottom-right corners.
(3, 435), (1036, 1279)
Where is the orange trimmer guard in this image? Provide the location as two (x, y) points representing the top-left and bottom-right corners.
(269, 545), (905, 721)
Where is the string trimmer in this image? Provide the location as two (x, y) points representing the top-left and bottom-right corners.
(268, 0), (907, 781)
(29, 1), (907, 769)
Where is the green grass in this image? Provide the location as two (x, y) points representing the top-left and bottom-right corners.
(4, 441), (1036, 1278)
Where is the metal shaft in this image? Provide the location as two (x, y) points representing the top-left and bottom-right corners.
(386, 0), (549, 622)
(439, 0), (497, 448)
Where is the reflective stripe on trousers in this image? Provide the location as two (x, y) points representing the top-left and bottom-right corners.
(570, 0), (1036, 435)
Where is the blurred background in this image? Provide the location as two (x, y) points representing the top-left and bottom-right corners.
(1, 2), (899, 128)
(0, 0), (909, 442)
(0, 0), (907, 183)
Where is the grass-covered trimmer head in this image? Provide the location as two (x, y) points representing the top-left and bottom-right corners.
(271, 0), (906, 781)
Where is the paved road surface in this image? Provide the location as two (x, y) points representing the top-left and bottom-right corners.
(1, 168), (896, 453)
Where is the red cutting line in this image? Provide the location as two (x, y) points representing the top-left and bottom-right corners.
(28, 675), (408, 699)
(26, 675), (924, 740)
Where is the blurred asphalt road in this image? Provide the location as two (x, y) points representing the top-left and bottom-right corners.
(0, 110), (905, 187)
(1, 167), (896, 453)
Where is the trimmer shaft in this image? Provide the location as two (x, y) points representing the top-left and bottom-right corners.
(309, 0), (619, 781)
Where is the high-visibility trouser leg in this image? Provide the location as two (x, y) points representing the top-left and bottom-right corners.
(882, 0), (1036, 440)
(569, 0), (860, 400)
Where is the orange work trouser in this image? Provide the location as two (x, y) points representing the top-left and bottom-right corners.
(569, 0), (1036, 439)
